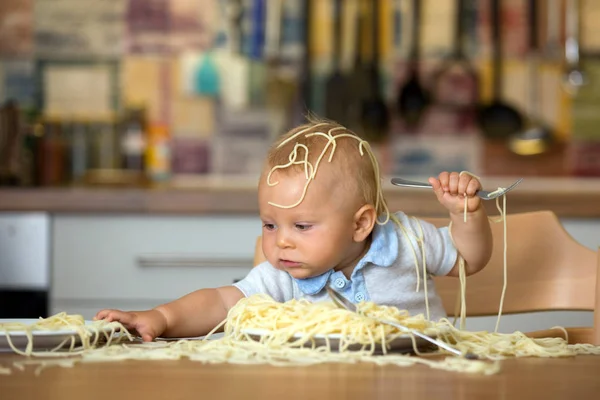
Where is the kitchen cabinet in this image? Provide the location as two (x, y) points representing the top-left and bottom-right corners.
(0, 212), (50, 318)
(48, 213), (599, 333)
(50, 214), (261, 318)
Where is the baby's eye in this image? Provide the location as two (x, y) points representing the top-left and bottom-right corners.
(263, 223), (276, 231)
(295, 224), (311, 231)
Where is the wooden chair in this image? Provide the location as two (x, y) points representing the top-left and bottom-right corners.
(253, 211), (600, 345)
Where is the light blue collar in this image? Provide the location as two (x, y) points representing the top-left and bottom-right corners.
(294, 219), (399, 295)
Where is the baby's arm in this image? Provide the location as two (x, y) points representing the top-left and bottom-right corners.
(95, 286), (244, 341)
(429, 171), (493, 276)
(445, 205), (492, 276)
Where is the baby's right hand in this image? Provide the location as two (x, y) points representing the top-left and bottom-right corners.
(94, 308), (167, 342)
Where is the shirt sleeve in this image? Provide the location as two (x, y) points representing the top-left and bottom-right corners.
(232, 261), (295, 302)
(393, 212), (458, 277)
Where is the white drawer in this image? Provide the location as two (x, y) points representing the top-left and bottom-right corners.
(0, 212), (50, 289)
(51, 214), (261, 302)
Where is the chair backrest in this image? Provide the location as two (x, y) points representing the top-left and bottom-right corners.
(427, 211), (598, 316)
(252, 211), (599, 342)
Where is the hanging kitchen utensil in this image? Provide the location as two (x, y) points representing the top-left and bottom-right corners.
(325, 0), (350, 125)
(217, 0), (250, 109)
(545, 0), (561, 60)
(265, 0), (298, 135)
(359, 0), (390, 141)
(396, 0), (430, 129)
(344, 0), (369, 131)
(222, 0), (250, 109)
(290, 0), (313, 125)
(430, 0), (478, 114)
(509, 0), (553, 156)
(476, 0), (524, 139)
(0, 100), (21, 186)
(562, 0), (587, 95)
(193, 50), (220, 97)
(192, 4), (221, 99)
(248, 0), (267, 106)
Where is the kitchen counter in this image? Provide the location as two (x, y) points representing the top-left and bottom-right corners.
(1, 353), (599, 399)
(1, 176), (600, 217)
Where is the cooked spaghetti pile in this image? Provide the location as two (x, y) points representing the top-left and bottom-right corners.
(0, 312), (131, 359)
(76, 294), (499, 374)
(436, 319), (600, 360)
(226, 294), (435, 350)
(2, 296), (599, 376)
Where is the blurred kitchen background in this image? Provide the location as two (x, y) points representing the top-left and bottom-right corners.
(1, 0), (600, 187)
(1, 0), (600, 333)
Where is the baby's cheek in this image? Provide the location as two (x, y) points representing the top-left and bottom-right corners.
(263, 250), (279, 268)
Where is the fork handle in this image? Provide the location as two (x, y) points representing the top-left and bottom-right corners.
(390, 178), (433, 189)
(380, 318), (465, 358)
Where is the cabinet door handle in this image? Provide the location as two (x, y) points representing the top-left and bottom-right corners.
(136, 254), (252, 269)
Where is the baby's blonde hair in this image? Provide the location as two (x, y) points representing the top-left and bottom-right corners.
(264, 116), (392, 224)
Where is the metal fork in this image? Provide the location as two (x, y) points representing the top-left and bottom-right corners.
(390, 177), (523, 200)
(325, 286), (477, 359)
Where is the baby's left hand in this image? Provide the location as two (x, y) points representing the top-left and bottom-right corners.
(428, 171), (482, 215)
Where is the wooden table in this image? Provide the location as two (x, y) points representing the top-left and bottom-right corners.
(1, 353), (599, 399)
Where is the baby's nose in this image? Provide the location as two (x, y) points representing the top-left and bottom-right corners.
(276, 230), (293, 248)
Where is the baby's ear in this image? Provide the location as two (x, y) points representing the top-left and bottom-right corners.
(353, 204), (377, 242)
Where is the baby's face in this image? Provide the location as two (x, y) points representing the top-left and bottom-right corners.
(258, 168), (362, 280)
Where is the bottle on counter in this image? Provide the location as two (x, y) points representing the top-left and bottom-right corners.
(67, 118), (90, 184)
(20, 108), (43, 187)
(145, 123), (171, 182)
(0, 100), (22, 186)
(90, 114), (119, 171)
(38, 118), (67, 187)
(120, 107), (147, 172)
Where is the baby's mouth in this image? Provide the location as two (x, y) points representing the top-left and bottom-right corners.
(279, 259), (302, 268)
